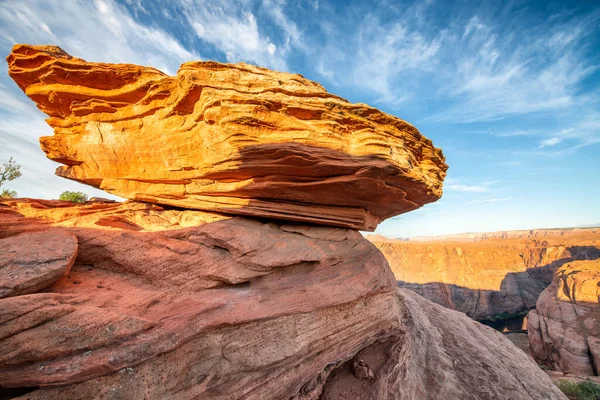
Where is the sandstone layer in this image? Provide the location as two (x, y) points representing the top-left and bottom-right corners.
(6, 44), (447, 231)
(0, 199), (565, 399)
(528, 260), (600, 376)
(369, 234), (600, 320)
(0, 230), (77, 298)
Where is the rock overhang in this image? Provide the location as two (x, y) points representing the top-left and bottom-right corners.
(7, 44), (448, 230)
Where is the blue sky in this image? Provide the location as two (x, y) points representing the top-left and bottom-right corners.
(0, 0), (599, 237)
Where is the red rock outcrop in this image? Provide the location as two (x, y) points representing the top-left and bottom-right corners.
(6, 44), (447, 231)
(369, 234), (600, 320)
(0, 199), (566, 399)
(528, 260), (600, 376)
(0, 231), (77, 298)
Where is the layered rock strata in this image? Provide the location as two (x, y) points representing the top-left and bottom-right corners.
(0, 199), (566, 399)
(369, 235), (600, 320)
(6, 44), (447, 231)
(528, 260), (600, 376)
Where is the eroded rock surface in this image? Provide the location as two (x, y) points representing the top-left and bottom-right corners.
(528, 260), (600, 376)
(369, 234), (600, 320)
(6, 44), (447, 230)
(0, 199), (565, 399)
(0, 230), (77, 298)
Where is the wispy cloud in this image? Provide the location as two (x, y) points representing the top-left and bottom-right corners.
(0, 0), (199, 199)
(446, 180), (499, 193)
(309, 2), (442, 106)
(467, 195), (513, 205)
(446, 184), (487, 193)
(430, 10), (600, 124)
(539, 137), (562, 148)
(0, 0), (199, 74)
(180, 0), (302, 71)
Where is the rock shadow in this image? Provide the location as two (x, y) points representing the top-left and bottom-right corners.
(396, 245), (600, 321)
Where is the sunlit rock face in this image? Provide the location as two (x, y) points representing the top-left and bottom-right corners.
(528, 260), (600, 376)
(6, 44), (447, 231)
(368, 232), (600, 320)
(0, 199), (566, 400)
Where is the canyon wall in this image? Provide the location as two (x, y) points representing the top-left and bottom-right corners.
(369, 231), (600, 320)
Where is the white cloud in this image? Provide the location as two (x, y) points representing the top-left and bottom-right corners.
(0, 0), (199, 74)
(183, 1), (288, 70)
(539, 137), (561, 148)
(429, 10), (599, 124)
(467, 196), (513, 205)
(446, 184), (487, 193)
(446, 180), (499, 193)
(310, 3), (442, 105)
(0, 0), (198, 199)
(261, 0), (308, 54)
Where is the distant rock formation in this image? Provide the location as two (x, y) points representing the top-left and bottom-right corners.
(0, 199), (566, 399)
(6, 44), (448, 231)
(528, 260), (600, 376)
(369, 234), (600, 320)
(367, 227), (600, 243)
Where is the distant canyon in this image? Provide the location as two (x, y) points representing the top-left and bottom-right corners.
(367, 228), (600, 321)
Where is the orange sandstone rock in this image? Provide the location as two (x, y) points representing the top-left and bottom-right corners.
(6, 44), (447, 230)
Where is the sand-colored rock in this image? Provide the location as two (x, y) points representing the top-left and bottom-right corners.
(0, 230), (77, 298)
(0, 198), (228, 236)
(6, 44), (447, 230)
(528, 260), (600, 376)
(369, 234), (600, 319)
(0, 200), (565, 399)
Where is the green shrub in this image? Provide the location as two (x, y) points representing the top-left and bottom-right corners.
(0, 189), (17, 198)
(58, 191), (88, 203)
(556, 380), (600, 400)
(0, 157), (21, 187)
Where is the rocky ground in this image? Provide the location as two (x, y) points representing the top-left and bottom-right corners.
(0, 199), (567, 399)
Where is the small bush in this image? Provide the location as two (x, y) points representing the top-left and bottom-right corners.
(0, 189), (17, 198)
(557, 380), (600, 400)
(59, 191), (88, 203)
(0, 157), (21, 187)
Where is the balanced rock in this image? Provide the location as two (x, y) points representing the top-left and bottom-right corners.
(0, 199), (566, 399)
(6, 44), (447, 230)
(528, 260), (600, 376)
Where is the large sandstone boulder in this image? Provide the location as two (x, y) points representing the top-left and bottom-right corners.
(369, 236), (600, 320)
(6, 44), (447, 231)
(0, 199), (565, 399)
(528, 260), (600, 376)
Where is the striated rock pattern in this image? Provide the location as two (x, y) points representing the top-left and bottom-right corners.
(528, 260), (600, 376)
(6, 44), (447, 231)
(0, 199), (565, 399)
(0, 231), (77, 298)
(369, 234), (600, 320)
